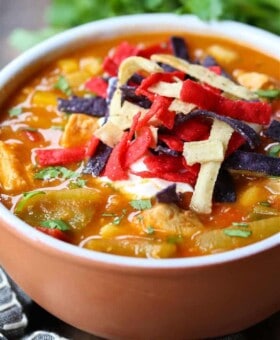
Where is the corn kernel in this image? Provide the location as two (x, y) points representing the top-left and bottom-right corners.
(80, 57), (102, 76)
(31, 91), (57, 107)
(207, 45), (238, 65)
(65, 71), (90, 88)
(57, 58), (79, 73)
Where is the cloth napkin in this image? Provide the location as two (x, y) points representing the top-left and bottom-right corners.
(0, 266), (279, 340)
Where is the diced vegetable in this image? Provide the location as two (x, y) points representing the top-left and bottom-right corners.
(84, 237), (177, 259)
(194, 216), (280, 254)
(15, 188), (101, 229)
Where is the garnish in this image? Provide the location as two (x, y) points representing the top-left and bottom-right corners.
(54, 75), (72, 96)
(223, 229), (252, 238)
(112, 209), (127, 225)
(267, 144), (280, 158)
(15, 191), (45, 213)
(40, 219), (70, 231)
(146, 226), (155, 235)
(34, 166), (79, 180)
(258, 201), (271, 207)
(129, 199), (152, 210)
(8, 107), (22, 117)
(102, 209), (127, 225)
(231, 222), (249, 228)
(167, 235), (184, 244)
(256, 89), (280, 99)
(58, 96), (107, 117)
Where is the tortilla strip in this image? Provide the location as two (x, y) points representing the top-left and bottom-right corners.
(189, 120), (234, 214)
(118, 56), (163, 85)
(151, 54), (257, 100)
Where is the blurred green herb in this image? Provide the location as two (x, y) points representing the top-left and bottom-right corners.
(9, 0), (280, 52)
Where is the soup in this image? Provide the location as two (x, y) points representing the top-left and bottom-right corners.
(0, 32), (279, 258)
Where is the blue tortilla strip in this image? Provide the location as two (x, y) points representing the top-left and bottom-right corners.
(156, 184), (180, 204)
(153, 144), (180, 157)
(82, 142), (112, 176)
(264, 120), (280, 142)
(106, 77), (118, 105)
(224, 150), (280, 176)
(201, 55), (231, 79)
(58, 96), (107, 117)
(214, 168), (236, 202)
(180, 110), (260, 149)
(128, 73), (144, 85)
(120, 85), (152, 109)
(170, 36), (189, 61)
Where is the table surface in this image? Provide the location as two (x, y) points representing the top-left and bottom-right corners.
(0, 1), (279, 339)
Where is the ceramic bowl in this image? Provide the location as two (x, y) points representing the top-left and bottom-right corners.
(0, 14), (279, 340)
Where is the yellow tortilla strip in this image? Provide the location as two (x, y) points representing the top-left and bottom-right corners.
(118, 56), (163, 85)
(189, 120), (234, 214)
(169, 99), (196, 114)
(148, 81), (183, 98)
(151, 54), (257, 100)
(183, 140), (224, 165)
(94, 120), (124, 148)
(108, 89), (148, 130)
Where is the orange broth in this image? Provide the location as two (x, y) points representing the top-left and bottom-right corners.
(0, 32), (279, 258)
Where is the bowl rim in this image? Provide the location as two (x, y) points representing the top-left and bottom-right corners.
(0, 13), (279, 270)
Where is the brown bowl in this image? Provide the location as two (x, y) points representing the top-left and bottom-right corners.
(0, 14), (279, 339)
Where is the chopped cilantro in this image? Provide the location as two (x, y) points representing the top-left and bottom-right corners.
(129, 199), (152, 210)
(267, 144), (280, 158)
(34, 166), (78, 180)
(102, 213), (117, 217)
(258, 201), (271, 207)
(167, 235), (184, 244)
(74, 178), (86, 187)
(54, 76), (72, 96)
(15, 191), (46, 213)
(224, 229), (252, 238)
(146, 226), (155, 235)
(256, 89), (280, 99)
(231, 222), (249, 228)
(40, 219), (70, 231)
(8, 107), (22, 117)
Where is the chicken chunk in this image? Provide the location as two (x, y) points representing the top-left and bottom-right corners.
(0, 141), (31, 192)
(234, 70), (270, 91)
(60, 113), (98, 147)
(134, 203), (203, 237)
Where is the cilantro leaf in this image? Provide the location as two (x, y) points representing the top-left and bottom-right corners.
(146, 226), (155, 235)
(267, 144), (280, 158)
(224, 229), (252, 238)
(40, 219), (70, 231)
(256, 89), (280, 99)
(231, 222), (249, 228)
(34, 166), (78, 180)
(15, 191), (46, 213)
(9, 107), (22, 117)
(54, 76), (72, 96)
(129, 199), (152, 210)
